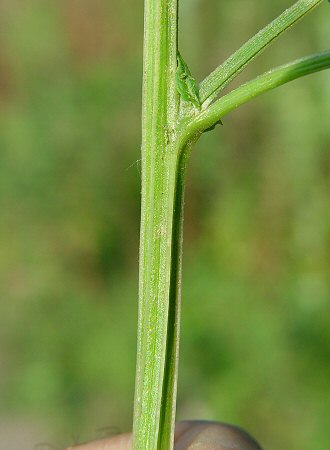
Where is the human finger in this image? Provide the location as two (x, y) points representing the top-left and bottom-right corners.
(65, 420), (263, 450)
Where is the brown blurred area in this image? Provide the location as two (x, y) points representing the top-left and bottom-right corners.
(0, 1), (329, 449)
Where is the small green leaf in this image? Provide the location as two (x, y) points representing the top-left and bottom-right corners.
(176, 52), (201, 109)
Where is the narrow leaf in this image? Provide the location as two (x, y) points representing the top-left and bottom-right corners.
(181, 51), (330, 142)
(199, 0), (325, 104)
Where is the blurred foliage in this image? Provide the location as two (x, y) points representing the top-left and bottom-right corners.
(0, 1), (329, 449)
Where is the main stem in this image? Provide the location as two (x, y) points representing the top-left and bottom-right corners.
(133, 0), (183, 449)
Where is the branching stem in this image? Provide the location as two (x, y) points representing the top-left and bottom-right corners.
(200, 0), (325, 105)
(179, 51), (330, 145)
(133, 1), (329, 449)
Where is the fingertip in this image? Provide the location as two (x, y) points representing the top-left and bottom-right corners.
(174, 421), (263, 450)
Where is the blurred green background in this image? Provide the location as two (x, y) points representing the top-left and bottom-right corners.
(0, 1), (329, 449)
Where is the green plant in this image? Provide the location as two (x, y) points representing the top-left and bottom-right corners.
(132, 1), (330, 449)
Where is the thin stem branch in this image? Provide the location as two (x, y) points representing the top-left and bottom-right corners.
(180, 51), (330, 145)
(199, 0), (325, 105)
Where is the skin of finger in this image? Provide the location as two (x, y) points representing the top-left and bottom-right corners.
(65, 421), (263, 450)
(64, 422), (190, 450)
(65, 432), (132, 450)
(174, 421), (263, 450)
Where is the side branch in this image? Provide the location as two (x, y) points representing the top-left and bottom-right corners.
(180, 51), (330, 144)
(199, 0), (325, 105)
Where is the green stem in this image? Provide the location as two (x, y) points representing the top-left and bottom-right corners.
(157, 147), (190, 449)
(199, 0), (325, 104)
(133, 0), (328, 448)
(133, 0), (182, 449)
(179, 51), (330, 143)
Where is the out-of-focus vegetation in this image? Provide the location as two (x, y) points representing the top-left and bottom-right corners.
(0, 1), (329, 449)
